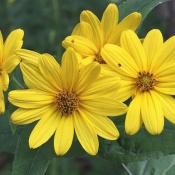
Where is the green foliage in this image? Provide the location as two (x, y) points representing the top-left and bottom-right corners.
(0, 0), (173, 174)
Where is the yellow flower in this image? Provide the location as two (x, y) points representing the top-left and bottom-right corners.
(62, 3), (141, 65)
(0, 29), (24, 113)
(8, 48), (127, 155)
(101, 29), (175, 135)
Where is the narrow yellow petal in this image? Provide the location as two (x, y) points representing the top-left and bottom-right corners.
(82, 110), (119, 140)
(0, 71), (9, 91)
(77, 62), (100, 94)
(17, 49), (41, 66)
(20, 63), (57, 93)
(74, 111), (99, 155)
(153, 93), (175, 124)
(121, 30), (147, 70)
(4, 29), (24, 59)
(81, 97), (127, 116)
(0, 91), (5, 114)
(61, 48), (79, 90)
(125, 94), (142, 135)
(8, 89), (54, 109)
(11, 105), (51, 125)
(101, 44), (139, 78)
(54, 116), (74, 155)
(101, 3), (118, 43)
(80, 10), (103, 49)
(108, 12), (141, 44)
(29, 109), (60, 149)
(143, 29), (163, 71)
(71, 22), (93, 41)
(141, 91), (164, 135)
(62, 35), (98, 57)
(0, 31), (3, 63)
(39, 54), (62, 90)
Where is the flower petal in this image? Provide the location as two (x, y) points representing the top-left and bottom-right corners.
(81, 97), (127, 116)
(74, 111), (99, 155)
(101, 3), (118, 43)
(82, 110), (119, 140)
(29, 109), (60, 149)
(54, 116), (74, 155)
(0, 91), (5, 114)
(11, 105), (51, 125)
(77, 62), (100, 94)
(108, 12), (141, 44)
(141, 91), (164, 135)
(143, 29), (163, 71)
(121, 30), (147, 70)
(4, 29), (24, 59)
(0, 71), (9, 91)
(8, 89), (54, 109)
(125, 94), (142, 135)
(62, 35), (98, 57)
(61, 48), (79, 90)
(102, 44), (138, 78)
(0, 31), (4, 64)
(39, 54), (62, 90)
(80, 10), (103, 49)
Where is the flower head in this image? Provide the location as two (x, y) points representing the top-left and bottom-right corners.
(101, 29), (175, 135)
(9, 48), (127, 155)
(0, 29), (24, 113)
(62, 3), (141, 65)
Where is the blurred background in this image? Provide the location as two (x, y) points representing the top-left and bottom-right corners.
(0, 0), (175, 174)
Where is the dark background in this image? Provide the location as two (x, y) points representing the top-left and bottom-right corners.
(0, 0), (175, 174)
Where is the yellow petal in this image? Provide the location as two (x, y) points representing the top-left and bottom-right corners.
(29, 109), (60, 149)
(80, 10), (103, 49)
(81, 97), (127, 116)
(4, 29), (24, 59)
(151, 36), (175, 72)
(0, 91), (5, 114)
(74, 111), (99, 155)
(141, 91), (164, 135)
(62, 35), (98, 57)
(153, 93), (175, 124)
(54, 116), (74, 155)
(125, 94), (141, 135)
(8, 89), (54, 109)
(3, 55), (20, 73)
(39, 54), (62, 90)
(143, 29), (163, 71)
(72, 22), (93, 41)
(121, 30), (147, 70)
(101, 44), (138, 78)
(101, 3), (118, 43)
(108, 12), (141, 44)
(17, 49), (41, 66)
(0, 31), (4, 63)
(82, 110), (119, 140)
(0, 71), (9, 91)
(76, 62), (100, 94)
(11, 105), (51, 125)
(20, 62), (57, 93)
(61, 48), (79, 90)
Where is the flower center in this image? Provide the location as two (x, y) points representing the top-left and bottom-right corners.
(56, 90), (79, 116)
(95, 54), (106, 64)
(136, 71), (157, 92)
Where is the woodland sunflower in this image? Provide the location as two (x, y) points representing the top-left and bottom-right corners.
(62, 3), (141, 65)
(101, 29), (175, 135)
(0, 29), (24, 113)
(8, 48), (127, 155)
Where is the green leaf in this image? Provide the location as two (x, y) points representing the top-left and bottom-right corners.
(119, 0), (170, 21)
(99, 125), (175, 163)
(12, 127), (55, 175)
(127, 155), (175, 175)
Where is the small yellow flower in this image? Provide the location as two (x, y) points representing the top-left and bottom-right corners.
(62, 3), (141, 65)
(0, 29), (24, 113)
(101, 29), (175, 135)
(8, 48), (127, 155)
